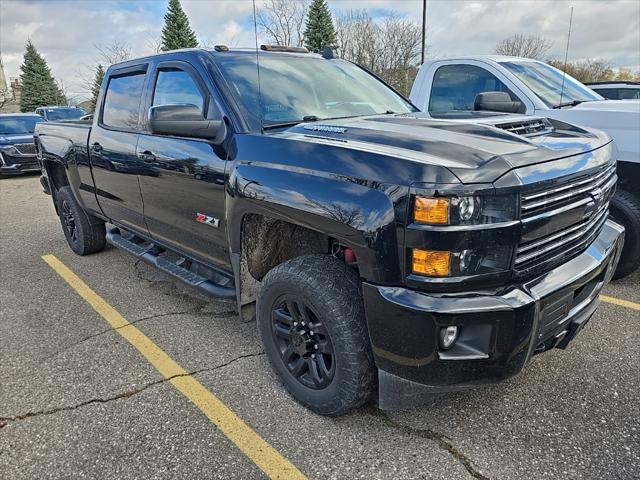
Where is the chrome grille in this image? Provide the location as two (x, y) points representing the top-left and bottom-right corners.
(515, 162), (617, 273)
(14, 143), (36, 155)
(494, 118), (552, 137)
(521, 163), (616, 216)
(515, 206), (609, 268)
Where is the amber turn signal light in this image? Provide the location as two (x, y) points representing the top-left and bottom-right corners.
(412, 249), (451, 276)
(414, 197), (449, 224)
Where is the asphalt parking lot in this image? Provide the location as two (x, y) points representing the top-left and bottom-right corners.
(1, 174), (638, 480)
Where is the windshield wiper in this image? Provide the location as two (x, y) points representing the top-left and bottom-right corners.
(262, 115), (321, 131)
(553, 100), (584, 109)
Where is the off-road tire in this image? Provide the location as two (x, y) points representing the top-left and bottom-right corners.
(57, 186), (106, 255)
(610, 189), (640, 279)
(257, 254), (376, 416)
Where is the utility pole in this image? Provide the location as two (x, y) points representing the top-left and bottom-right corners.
(421, 0), (427, 64)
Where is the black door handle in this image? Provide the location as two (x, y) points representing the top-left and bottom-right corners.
(138, 151), (156, 163)
(91, 142), (103, 152)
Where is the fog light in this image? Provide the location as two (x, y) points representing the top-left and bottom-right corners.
(439, 326), (459, 350)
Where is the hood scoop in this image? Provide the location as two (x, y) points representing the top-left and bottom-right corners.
(493, 118), (553, 137)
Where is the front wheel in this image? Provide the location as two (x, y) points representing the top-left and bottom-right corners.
(257, 255), (375, 416)
(609, 190), (640, 280)
(56, 186), (106, 255)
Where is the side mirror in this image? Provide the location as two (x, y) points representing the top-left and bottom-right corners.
(474, 92), (522, 114)
(148, 104), (226, 143)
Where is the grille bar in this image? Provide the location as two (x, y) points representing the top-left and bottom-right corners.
(515, 161), (616, 274)
(14, 143), (37, 155)
(515, 206), (608, 265)
(522, 163), (616, 213)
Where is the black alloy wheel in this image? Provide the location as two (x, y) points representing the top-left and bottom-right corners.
(257, 255), (376, 416)
(271, 295), (336, 389)
(61, 199), (78, 244)
(56, 186), (106, 255)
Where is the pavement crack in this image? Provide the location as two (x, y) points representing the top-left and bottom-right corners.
(371, 409), (490, 480)
(0, 352), (264, 430)
(38, 309), (201, 363)
(194, 351), (265, 373)
(0, 375), (173, 429)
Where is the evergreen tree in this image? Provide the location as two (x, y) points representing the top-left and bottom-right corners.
(89, 64), (105, 113)
(304, 0), (336, 53)
(160, 0), (198, 51)
(19, 40), (64, 112)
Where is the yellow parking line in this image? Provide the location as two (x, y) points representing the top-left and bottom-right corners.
(600, 294), (640, 311)
(42, 254), (306, 480)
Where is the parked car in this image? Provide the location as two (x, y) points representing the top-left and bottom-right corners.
(0, 113), (45, 176)
(35, 106), (86, 122)
(586, 81), (640, 100)
(410, 56), (640, 279)
(36, 47), (624, 415)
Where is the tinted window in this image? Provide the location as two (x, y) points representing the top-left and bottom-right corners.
(102, 72), (145, 130)
(153, 69), (204, 112)
(593, 88), (618, 99)
(45, 107), (86, 121)
(429, 64), (523, 113)
(0, 116), (44, 134)
(618, 88), (640, 100)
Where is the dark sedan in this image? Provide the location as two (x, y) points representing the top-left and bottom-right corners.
(0, 113), (45, 177)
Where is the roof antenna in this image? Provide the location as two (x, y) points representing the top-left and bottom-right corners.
(252, 0), (264, 133)
(558, 6), (574, 108)
(321, 46), (334, 59)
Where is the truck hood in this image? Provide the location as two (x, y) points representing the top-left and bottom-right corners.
(540, 100), (639, 163)
(276, 113), (612, 184)
(572, 99), (640, 112)
(0, 133), (35, 146)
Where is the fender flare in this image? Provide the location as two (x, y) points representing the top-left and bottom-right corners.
(225, 162), (404, 284)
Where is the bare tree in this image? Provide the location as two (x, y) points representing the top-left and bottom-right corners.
(548, 58), (614, 83)
(494, 34), (551, 60)
(0, 87), (10, 110)
(335, 10), (377, 70)
(257, 0), (310, 47)
(94, 39), (132, 65)
(335, 10), (422, 96)
(146, 34), (163, 54)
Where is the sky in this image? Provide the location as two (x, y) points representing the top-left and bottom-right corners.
(1, 0), (639, 102)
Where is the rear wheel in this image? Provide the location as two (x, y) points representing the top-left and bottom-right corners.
(257, 255), (375, 416)
(57, 186), (106, 255)
(609, 189), (640, 279)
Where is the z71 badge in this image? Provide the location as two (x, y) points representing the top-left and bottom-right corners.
(195, 213), (220, 228)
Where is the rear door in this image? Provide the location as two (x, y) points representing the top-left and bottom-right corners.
(89, 64), (150, 234)
(136, 60), (229, 268)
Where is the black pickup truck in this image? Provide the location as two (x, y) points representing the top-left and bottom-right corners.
(35, 47), (624, 415)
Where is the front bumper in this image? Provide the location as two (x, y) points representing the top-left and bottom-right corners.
(0, 151), (39, 175)
(363, 220), (625, 409)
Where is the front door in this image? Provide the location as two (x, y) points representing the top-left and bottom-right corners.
(136, 61), (229, 268)
(90, 65), (150, 234)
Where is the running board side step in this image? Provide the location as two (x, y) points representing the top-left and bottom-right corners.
(106, 229), (236, 299)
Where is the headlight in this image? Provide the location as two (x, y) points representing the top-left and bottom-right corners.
(408, 190), (518, 279)
(412, 194), (517, 225)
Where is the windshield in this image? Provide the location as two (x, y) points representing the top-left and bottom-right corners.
(0, 116), (44, 135)
(217, 54), (416, 127)
(501, 60), (602, 107)
(44, 107), (85, 121)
